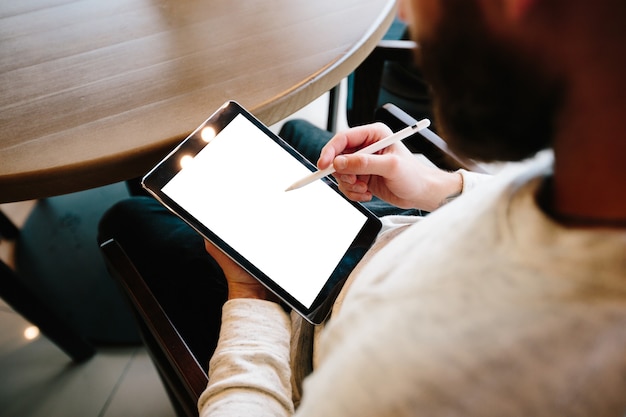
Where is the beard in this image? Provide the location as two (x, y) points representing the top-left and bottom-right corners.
(416, 1), (564, 162)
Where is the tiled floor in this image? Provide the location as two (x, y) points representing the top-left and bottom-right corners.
(0, 85), (347, 417)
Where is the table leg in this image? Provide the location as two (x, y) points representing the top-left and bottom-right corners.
(0, 260), (95, 362)
(0, 210), (19, 239)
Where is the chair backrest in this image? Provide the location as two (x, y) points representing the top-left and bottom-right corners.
(99, 238), (208, 417)
(347, 39), (419, 127)
(326, 18), (414, 132)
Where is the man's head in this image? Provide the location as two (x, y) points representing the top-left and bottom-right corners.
(414, 0), (563, 162)
(402, 0), (625, 163)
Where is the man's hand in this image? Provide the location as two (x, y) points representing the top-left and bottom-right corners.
(318, 123), (463, 212)
(204, 240), (279, 301)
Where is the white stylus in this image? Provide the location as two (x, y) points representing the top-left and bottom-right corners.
(285, 118), (431, 192)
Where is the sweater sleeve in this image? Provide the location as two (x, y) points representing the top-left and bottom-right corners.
(198, 299), (294, 417)
(458, 169), (492, 194)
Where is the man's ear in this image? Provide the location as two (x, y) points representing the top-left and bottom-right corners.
(505, 0), (536, 20)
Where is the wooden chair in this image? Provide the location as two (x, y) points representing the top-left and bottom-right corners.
(0, 210), (95, 362)
(100, 238), (208, 417)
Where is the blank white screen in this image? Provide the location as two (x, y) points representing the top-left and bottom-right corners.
(162, 114), (368, 308)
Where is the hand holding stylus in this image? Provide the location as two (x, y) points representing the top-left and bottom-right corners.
(285, 119), (430, 191)
(296, 120), (465, 212)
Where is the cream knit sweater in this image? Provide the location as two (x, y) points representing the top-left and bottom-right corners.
(199, 158), (626, 416)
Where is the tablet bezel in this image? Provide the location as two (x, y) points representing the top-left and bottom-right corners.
(142, 101), (381, 324)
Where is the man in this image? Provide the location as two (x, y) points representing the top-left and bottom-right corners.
(197, 0), (626, 415)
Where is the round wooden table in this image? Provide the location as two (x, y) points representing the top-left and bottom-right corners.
(0, 0), (396, 203)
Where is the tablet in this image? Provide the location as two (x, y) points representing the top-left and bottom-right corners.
(142, 101), (381, 324)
